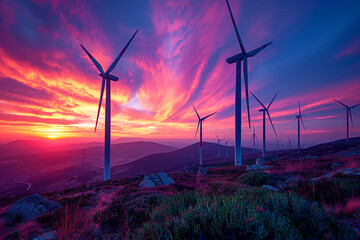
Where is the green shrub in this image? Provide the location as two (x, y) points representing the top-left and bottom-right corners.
(236, 171), (281, 187)
(135, 190), (356, 240)
(294, 175), (360, 205)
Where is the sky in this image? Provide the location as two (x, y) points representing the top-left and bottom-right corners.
(0, 0), (359, 149)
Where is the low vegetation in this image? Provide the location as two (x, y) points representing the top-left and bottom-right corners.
(2, 154), (360, 239)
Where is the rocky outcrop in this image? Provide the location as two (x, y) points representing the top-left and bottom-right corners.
(7, 194), (61, 223)
(185, 166), (209, 175)
(139, 172), (175, 188)
(256, 155), (279, 164)
(299, 155), (319, 160)
(340, 147), (360, 157)
(246, 162), (272, 171)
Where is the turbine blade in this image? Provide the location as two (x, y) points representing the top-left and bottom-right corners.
(247, 42), (272, 57)
(195, 121), (200, 139)
(203, 112), (217, 120)
(250, 91), (266, 109)
(243, 57), (251, 128)
(105, 29), (138, 75)
(267, 91), (278, 109)
(350, 103), (360, 109)
(300, 117), (306, 131)
(250, 135), (254, 143)
(298, 100), (301, 116)
(266, 110), (277, 137)
(225, 0), (246, 54)
(255, 136), (260, 143)
(334, 99), (348, 108)
(216, 134), (219, 141)
(80, 44), (105, 74)
(94, 77), (106, 133)
(349, 109), (354, 127)
(193, 105), (200, 120)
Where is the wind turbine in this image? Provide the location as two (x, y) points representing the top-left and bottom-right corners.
(249, 124), (259, 153)
(225, 0), (272, 166)
(288, 138), (295, 149)
(81, 30), (138, 181)
(334, 99), (359, 143)
(224, 139), (231, 159)
(216, 134), (224, 157)
(294, 101), (306, 155)
(275, 139), (282, 152)
(251, 91), (278, 158)
(193, 105), (216, 166)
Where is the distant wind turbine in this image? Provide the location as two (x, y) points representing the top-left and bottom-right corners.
(216, 134), (224, 157)
(251, 91), (278, 157)
(288, 138), (295, 149)
(334, 99), (359, 143)
(275, 139), (282, 152)
(193, 105), (216, 166)
(225, 0), (272, 166)
(224, 139), (231, 159)
(250, 124), (259, 153)
(294, 101), (306, 155)
(80, 30), (138, 181)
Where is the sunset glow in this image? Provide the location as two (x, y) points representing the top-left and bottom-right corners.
(0, 0), (359, 148)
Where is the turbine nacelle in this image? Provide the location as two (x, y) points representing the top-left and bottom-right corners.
(226, 42), (272, 64)
(226, 53), (244, 64)
(99, 73), (119, 81)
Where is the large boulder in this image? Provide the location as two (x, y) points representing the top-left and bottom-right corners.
(139, 172), (175, 188)
(256, 155), (279, 165)
(7, 194), (61, 223)
(246, 162), (272, 171)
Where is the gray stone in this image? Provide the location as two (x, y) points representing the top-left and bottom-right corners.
(185, 166), (208, 175)
(33, 231), (57, 240)
(139, 172), (175, 188)
(246, 162), (272, 171)
(7, 194), (61, 223)
(299, 155), (319, 160)
(256, 155), (279, 165)
(263, 185), (279, 192)
(340, 147), (360, 157)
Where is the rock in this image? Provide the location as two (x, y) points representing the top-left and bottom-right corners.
(256, 155), (279, 164)
(139, 172), (175, 188)
(246, 163), (272, 171)
(185, 166), (208, 175)
(340, 147), (360, 157)
(263, 185), (279, 192)
(7, 194), (60, 223)
(33, 231), (57, 240)
(299, 155), (319, 160)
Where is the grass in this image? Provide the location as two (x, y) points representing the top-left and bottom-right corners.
(2, 153), (360, 239)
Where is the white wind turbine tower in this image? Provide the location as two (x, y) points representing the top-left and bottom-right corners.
(193, 105), (216, 166)
(250, 124), (259, 153)
(251, 91), (278, 157)
(334, 99), (359, 143)
(224, 139), (231, 159)
(294, 101), (306, 155)
(288, 138), (295, 149)
(225, 0), (272, 166)
(81, 30), (138, 181)
(216, 134), (224, 157)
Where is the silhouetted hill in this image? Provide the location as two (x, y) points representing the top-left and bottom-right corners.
(111, 141), (260, 178)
